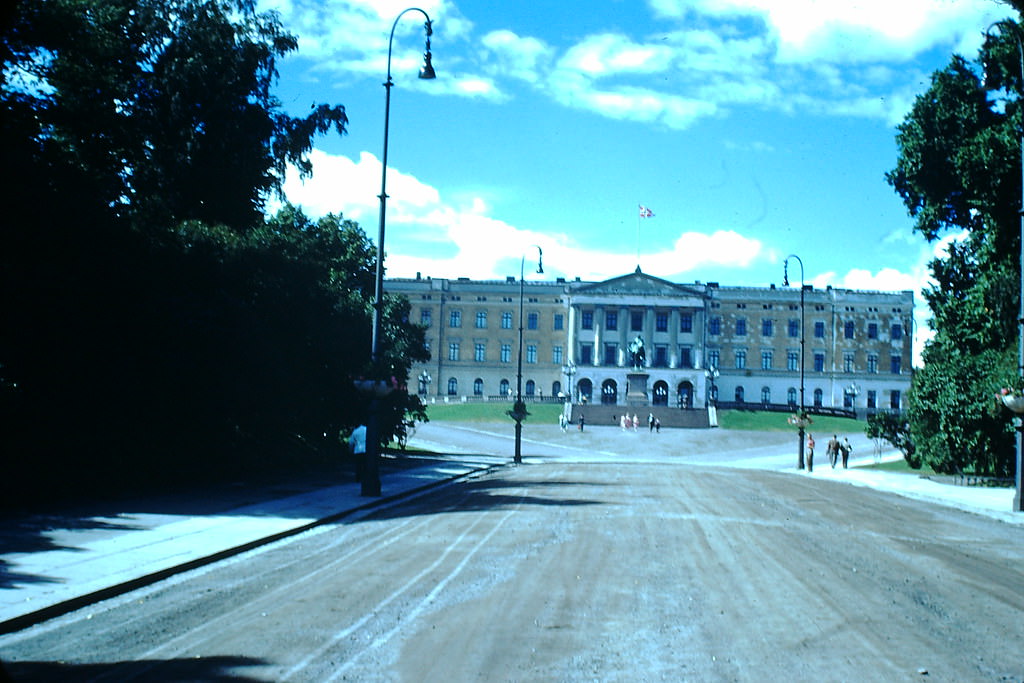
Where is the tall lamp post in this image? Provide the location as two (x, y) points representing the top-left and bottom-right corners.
(704, 365), (719, 406)
(784, 254), (807, 470)
(985, 21), (1024, 512)
(562, 360), (577, 403)
(418, 369), (432, 397)
(364, 8), (435, 497)
(846, 381), (861, 417)
(513, 245), (543, 465)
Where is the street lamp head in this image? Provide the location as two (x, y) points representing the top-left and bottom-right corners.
(419, 50), (436, 79)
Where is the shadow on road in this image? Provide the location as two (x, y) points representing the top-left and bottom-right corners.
(1, 654), (267, 681)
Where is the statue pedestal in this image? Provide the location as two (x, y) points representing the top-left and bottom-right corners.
(625, 372), (649, 407)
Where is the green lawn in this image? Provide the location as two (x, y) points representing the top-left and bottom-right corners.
(423, 401), (565, 424)
(716, 409), (862, 435)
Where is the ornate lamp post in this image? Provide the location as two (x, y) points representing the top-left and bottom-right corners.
(562, 360), (577, 403)
(784, 254), (807, 469)
(513, 245), (543, 465)
(985, 21), (1024, 512)
(845, 381), (861, 416)
(363, 8), (435, 497)
(417, 369), (432, 396)
(704, 365), (719, 406)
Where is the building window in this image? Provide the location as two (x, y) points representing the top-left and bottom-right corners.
(867, 390), (877, 408)
(814, 388), (823, 407)
(601, 379), (617, 405)
(654, 312), (668, 332)
(814, 321), (825, 338)
(606, 312), (618, 331)
(891, 323), (903, 340)
(526, 312), (537, 330)
(552, 346), (563, 364)
(554, 314), (564, 330)
(735, 386), (745, 403)
(631, 311), (644, 331)
(654, 345), (668, 367)
(762, 319), (773, 337)
(709, 317), (721, 335)
(708, 349), (720, 368)
(844, 320), (855, 339)
(501, 311), (513, 329)
(735, 349), (747, 369)
(761, 350), (773, 370)
(868, 322), (878, 339)
(552, 381), (561, 397)
(604, 343), (618, 366)
(449, 310), (462, 328)
(680, 313), (693, 333)
(787, 350), (799, 371)
(761, 387), (771, 404)
(500, 378), (510, 396)
(580, 343), (593, 365)
(501, 344), (511, 363)
(475, 311), (487, 328)
(814, 352), (825, 372)
(844, 352), (855, 373)
(890, 390), (901, 409)
(447, 377), (458, 395)
(473, 378), (483, 396)
(787, 387), (797, 406)
(736, 319), (747, 336)
(891, 355), (902, 374)
(788, 319), (799, 337)
(420, 309), (432, 326)
(581, 310), (593, 330)
(679, 346), (692, 368)
(867, 353), (878, 373)
(525, 380), (535, 396)
(527, 344), (537, 364)
(475, 343), (486, 362)
(448, 342), (460, 361)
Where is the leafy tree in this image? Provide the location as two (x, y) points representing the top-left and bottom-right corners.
(886, 20), (1022, 476)
(865, 411), (919, 468)
(2, 0), (347, 233)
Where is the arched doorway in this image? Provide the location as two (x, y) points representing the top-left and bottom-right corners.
(578, 378), (593, 403)
(676, 381), (693, 409)
(601, 379), (618, 405)
(652, 380), (669, 406)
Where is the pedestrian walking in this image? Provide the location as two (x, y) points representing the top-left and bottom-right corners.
(806, 433), (815, 472)
(558, 413), (568, 432)
(648, 412), (655, 432)
(654, 417), (661, 433)
(828, 435), (839, 468)
(578, 414), (585, 431)
(349, 424), (367, 482)
(620, 414), (627, 430)
(841, 438), (852, 468)
(632, 413), (639, 431)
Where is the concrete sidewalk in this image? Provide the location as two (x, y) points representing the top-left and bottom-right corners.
(0, 456), (495, 636)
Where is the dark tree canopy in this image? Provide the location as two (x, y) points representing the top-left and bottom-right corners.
(0, 1), (427, 506)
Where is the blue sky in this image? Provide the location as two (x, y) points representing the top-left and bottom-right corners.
(260, 0), (1015, 365)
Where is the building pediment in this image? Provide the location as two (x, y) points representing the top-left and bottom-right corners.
(573, 269), (707, 299)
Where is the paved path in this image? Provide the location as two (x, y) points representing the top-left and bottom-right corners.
(0, 423), (1019, 637)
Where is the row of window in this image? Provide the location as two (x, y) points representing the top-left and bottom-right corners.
(722, 386), (900, 410)
(432, 377), (562, 397)
(578, 343), (694, 368)
(422, 309), (565, 331)
(580, 310), (695, 333)
(446, 342), (564, 364)
(708, 318), (904, 340)
(709, 348), (902, 374)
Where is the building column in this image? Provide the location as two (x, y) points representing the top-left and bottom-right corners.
(618, 306), (629, 366)
(669, 309), (680, 368)
(643, 307), (655, 369)
(567, 305), (577, 364)
(594, 306), (604, 367)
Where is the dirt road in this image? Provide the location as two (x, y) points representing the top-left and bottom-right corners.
(2, 457), (1021, 681)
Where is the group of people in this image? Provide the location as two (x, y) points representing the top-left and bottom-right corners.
(805, 433), (852, 472)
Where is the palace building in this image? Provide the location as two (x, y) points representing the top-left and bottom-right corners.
(386, 269), (914, 416)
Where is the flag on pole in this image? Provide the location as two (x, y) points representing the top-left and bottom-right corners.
(639, 205), (654, 218)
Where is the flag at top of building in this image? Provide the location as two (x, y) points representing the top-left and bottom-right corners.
(639, 205), (654, 218)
